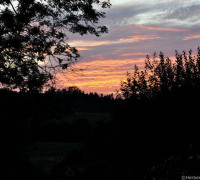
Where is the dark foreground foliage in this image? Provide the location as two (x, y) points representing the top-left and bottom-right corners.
(0, 0), (111, 92)
(2, 48), (200, 180)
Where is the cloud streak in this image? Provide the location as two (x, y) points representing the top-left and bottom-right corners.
(137, 25), (187, 32)
(183, 35), (200, 41)
(57, 58), (145, 94)
(71, 34), (160, 49)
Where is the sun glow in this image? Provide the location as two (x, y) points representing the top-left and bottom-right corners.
(56, 58), (145, 94)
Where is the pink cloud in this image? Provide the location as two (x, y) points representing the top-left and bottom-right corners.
(183, 35), (200, 40)
(137, 25), (187, 32)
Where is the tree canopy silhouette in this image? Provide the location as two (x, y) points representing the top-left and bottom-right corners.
(0, 0), (111, 92)
(121, 47), (200, 100)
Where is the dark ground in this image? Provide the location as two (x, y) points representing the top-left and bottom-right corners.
(1, 88), (200, 180)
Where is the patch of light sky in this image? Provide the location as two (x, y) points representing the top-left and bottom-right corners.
(112, 0), (200, 5)
(110, 0), (200, 27)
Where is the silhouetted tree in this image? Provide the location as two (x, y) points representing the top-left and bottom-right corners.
(121, 47), (200, 100)
(0, 0), (111, 92)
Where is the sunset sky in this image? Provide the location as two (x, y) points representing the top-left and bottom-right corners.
(57, 0), (200, 95)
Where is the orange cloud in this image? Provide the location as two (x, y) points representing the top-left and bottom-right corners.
(137, 25), (187, 32)
(70, 35), (161, 49)
(77, 47), (93, 51)
(119, 35), (160, 43)
(182, 35), (200, 40)
(71, 40), (110, 47)
(56, 58), (146, 95)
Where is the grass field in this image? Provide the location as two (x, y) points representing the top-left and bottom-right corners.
(16, 113), (114, 175)
(18, 142), (86, 174)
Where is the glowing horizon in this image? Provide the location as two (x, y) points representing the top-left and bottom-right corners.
(56, 58), (146, 94)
